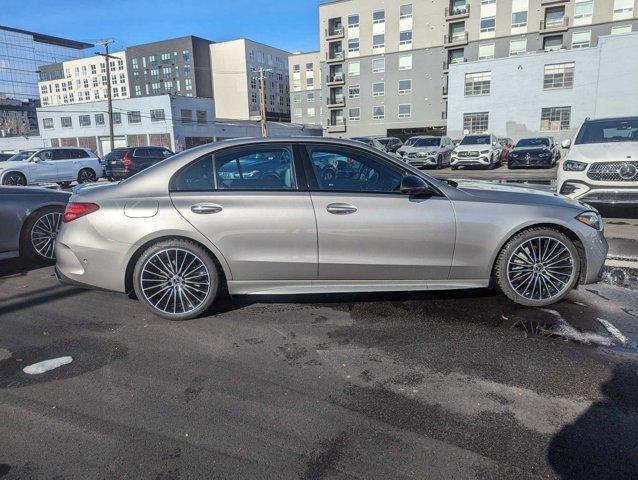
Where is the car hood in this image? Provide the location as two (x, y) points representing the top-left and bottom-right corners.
(455, 181), (588, 210)
(568, 142), (638, 162)
(454, 144), (491, 152)
(0, 185), (69, 196)
(400, 146), (439, 154)
(0, 161), (28, 169)
(510, 146), (551, 155)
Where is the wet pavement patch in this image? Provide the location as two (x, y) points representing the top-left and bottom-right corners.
(0, 337), (127, 388)
(602, 266), (638, 290)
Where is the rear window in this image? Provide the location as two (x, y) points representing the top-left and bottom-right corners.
(575, 118), (638, 144)
(104, 150), (127, 161)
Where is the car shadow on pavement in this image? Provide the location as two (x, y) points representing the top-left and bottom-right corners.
(548, 361), (638, 479)
(0, 258), (49, 280)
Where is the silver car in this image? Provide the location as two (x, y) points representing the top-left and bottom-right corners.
(397, 136), (455, 169)
(55, 138), (608, 320)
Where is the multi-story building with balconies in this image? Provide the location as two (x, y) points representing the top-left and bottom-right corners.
(314, 0), (638, 138)
(289, 51), (323, 125)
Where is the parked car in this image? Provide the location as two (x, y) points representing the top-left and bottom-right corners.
(0, 153), (13, 162)
(508, 137), (560, 169)
(498, 138), (514, 163)
(350, 137), (388, 152)
(0, 186), (70, 262)
(104, 146), (174, 181)
(396, 136), (455, 169)
(558, 116), (638, 205)
(375, 137), (403, 153)
(451, 134), (502, 170)
(56, 137), (607, 320)
(0, 148), (102, 187)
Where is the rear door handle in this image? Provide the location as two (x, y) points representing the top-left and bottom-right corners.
(326, 203), (358, 215)
(191, 203), (223, 214)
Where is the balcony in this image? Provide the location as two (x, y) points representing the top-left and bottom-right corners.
(444, 32), (469, 47)
(442, 86), (449, 98)
(326, 118), (346, 133)
(326, 74), (345, 86)
(540, 17), (569, 32)
(442, 111), (448, 121)
(327, 94), (345, 108)
(325, 26), (345, 40)
(326, 51), (345, 64)
(443, 57), (466, 72)
(541, 0), (568, 4)
(445, 4), (470, 20)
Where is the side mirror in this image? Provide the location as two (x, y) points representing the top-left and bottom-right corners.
(400, 175), (435, 196)
(31, 156), (41, 163)
(561, 139), (571, 149)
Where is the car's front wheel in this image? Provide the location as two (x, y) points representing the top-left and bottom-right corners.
(133, 239), (221, 320)
(3, 172), (27, 186)
(494, 228), (580, 307)
(78, 168), (97, 184)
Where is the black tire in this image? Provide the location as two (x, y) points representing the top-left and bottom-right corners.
(2, 172), (27, 186)
(133, 239), (221, 321)
(507, 164), (515, 170)
(436, 156), (443, 169)
(57, 181), (72, 189)
(451, 165), (459, 171)
(20, 206), (64, 263)
(78, 168), (97, 184)
(494, 227), (581, 307)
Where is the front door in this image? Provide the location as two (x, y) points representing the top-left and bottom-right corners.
(304, 144), (456, 281)
(170, 143), (318, 283)
(31, 149), (58, 182)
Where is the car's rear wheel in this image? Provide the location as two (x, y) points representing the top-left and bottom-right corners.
(133, 239), (220, 320)
(78, 168), (97, 184)
(21, 207), (63, 262)
(494, 228), (580, 307)
(57, 181), (72, 189)
(3, 172), (27, 186)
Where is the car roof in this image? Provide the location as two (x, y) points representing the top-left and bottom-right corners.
(410, 135), (443, 139)
(584, 116), (638, 123)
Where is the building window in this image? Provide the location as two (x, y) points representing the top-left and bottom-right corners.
(399, 30), (413, 46)
(373, 106), (385, 119)
(400, 4), (413, 19)
(544, 62), (575, 89)
(372, 82), (385, 97)
(611, 24), (632, 34)
(113, 112), (122, 124)
(349, 107), (361, 121)
(478, 43), (495, 60)
(292, 64), (300, 73)
(398, 104), (411, 118)
(293, 93), (301, 103)
(61, 117), (72, 128)
(348, 14), (359, 28)
(181, 109), (192, 124)
(78, 115), (91, 127)
(293, 107), (302, 118)
(613, 0), (633, 14)
(348, 38), (360, 53)
(373, 10), (385, 24)
(373, 34), (385, 50)
(127, 111), (141, 124)
(348, 84), (360, 98)
(398, 79), (412, 94)
(306, 77), (314, 88)
(348, 61), (360, 76)
(95, 114), (105, 126)
(543, 35), (564, 51)
(509, 38), (527, 55)
(43, 118), (54, 129)
(481, 0), (496, 3)
(307, 92), (315, 102)
(511, 11), (528, 28)
(465, 72), (491, 96)
(399, 54), (413, 70)
(150, 109), (165, 122)
(196, 110), (207, 124)
(134, 85), (142, 96)
(574, 0), (594, 21)
(463, 112), (489, 133)
(480, 17), (496, 33)
(540, 107), (571, 131)
(307, 107), (316, 117)
(571, 30), (591, 48)
(183, 50), (191, 62)
(372, 58), (385, 73)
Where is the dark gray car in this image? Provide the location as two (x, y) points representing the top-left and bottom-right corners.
(0, 186), (70, 262)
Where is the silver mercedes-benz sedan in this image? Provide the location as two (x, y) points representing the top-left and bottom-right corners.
(55, 138), (608, 320)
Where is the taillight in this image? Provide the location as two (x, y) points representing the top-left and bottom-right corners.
(122, 151), (133, 167)
(63, 202), (100, 223)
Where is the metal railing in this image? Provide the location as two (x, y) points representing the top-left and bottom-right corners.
(540, 16), (569, 30)
(445, 4), (470, 17)
(444, 32), (469, 44)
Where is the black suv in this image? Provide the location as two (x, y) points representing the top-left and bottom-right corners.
(104, 146), (174, 180)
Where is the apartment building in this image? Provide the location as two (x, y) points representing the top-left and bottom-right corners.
(38, 52), (130, 107)
(317, 0), (638, 137)
(447, 31), (638, 141)
(126, 36), (214, 99)
(211, 39), (291, 122)
(290, 51), (323, 125)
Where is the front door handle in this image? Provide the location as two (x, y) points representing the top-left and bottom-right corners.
(191, 203), (223, 214)
(326, 203), (358, 215)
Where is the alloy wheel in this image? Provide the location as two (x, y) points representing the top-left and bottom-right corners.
(79, 170), (96, 183)
(5, 173), (26, 186)
(140, 248), (212, 316)
(506, 236), (575, 302)
(31, 212), (62, 260)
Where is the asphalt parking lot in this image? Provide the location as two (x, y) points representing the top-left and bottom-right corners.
(1, 259), (637, 479)
(430, 164), (558, 183)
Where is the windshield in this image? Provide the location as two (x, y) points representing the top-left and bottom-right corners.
(6, 150), (37, 162)
(460, 136), (491, 145)
(575, 118), (638, 144)
(404, 138), (419, 147)
(104, 150), (127, 161)
(376, 138), (390, 147)
(516, 138), (550, 147)
(412, 138), (441, 147)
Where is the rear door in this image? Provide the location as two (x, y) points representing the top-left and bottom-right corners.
(52, 149), (78, 180)
(170, 143), (318, 284)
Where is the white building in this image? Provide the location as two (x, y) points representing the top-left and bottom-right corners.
(289, 51), (323, 126)
(447, 31), (638, 142)
(38, 52), (131, 107)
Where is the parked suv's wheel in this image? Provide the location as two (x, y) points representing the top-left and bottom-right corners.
(2, 172), (27, 186)
(57, 181), (72, 189)
(78, 168), (97, 184)
(494, 228), (580, 307)
(133, 239), (221, 320)
(21, 207), (64, 262)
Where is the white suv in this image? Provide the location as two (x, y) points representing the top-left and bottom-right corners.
(451, 134), (502, 170)
(557, 116), (638, 204)
(0, 147), (102, 187)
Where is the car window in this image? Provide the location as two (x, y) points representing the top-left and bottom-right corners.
(161, 149), (173, 158)
(39, 150), (54, 161)
(308, 145), (406, 193)
(75, 149), (90, 158)
(214, 145), (296, 191)
(171, 155), (215, 191)
(134, 148), (150, 158)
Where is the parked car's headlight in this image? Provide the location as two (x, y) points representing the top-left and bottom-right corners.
(563, 160), (587, 171)
(539, 152), (551, 158)
(576, 211), (603, 231)
(480, 150), (489, 154)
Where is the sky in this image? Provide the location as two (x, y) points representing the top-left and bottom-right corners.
(3, 0), (324, 54)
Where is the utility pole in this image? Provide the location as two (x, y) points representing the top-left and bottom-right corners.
(258, 67), (268, 138)
(96, 39), (116, 152)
